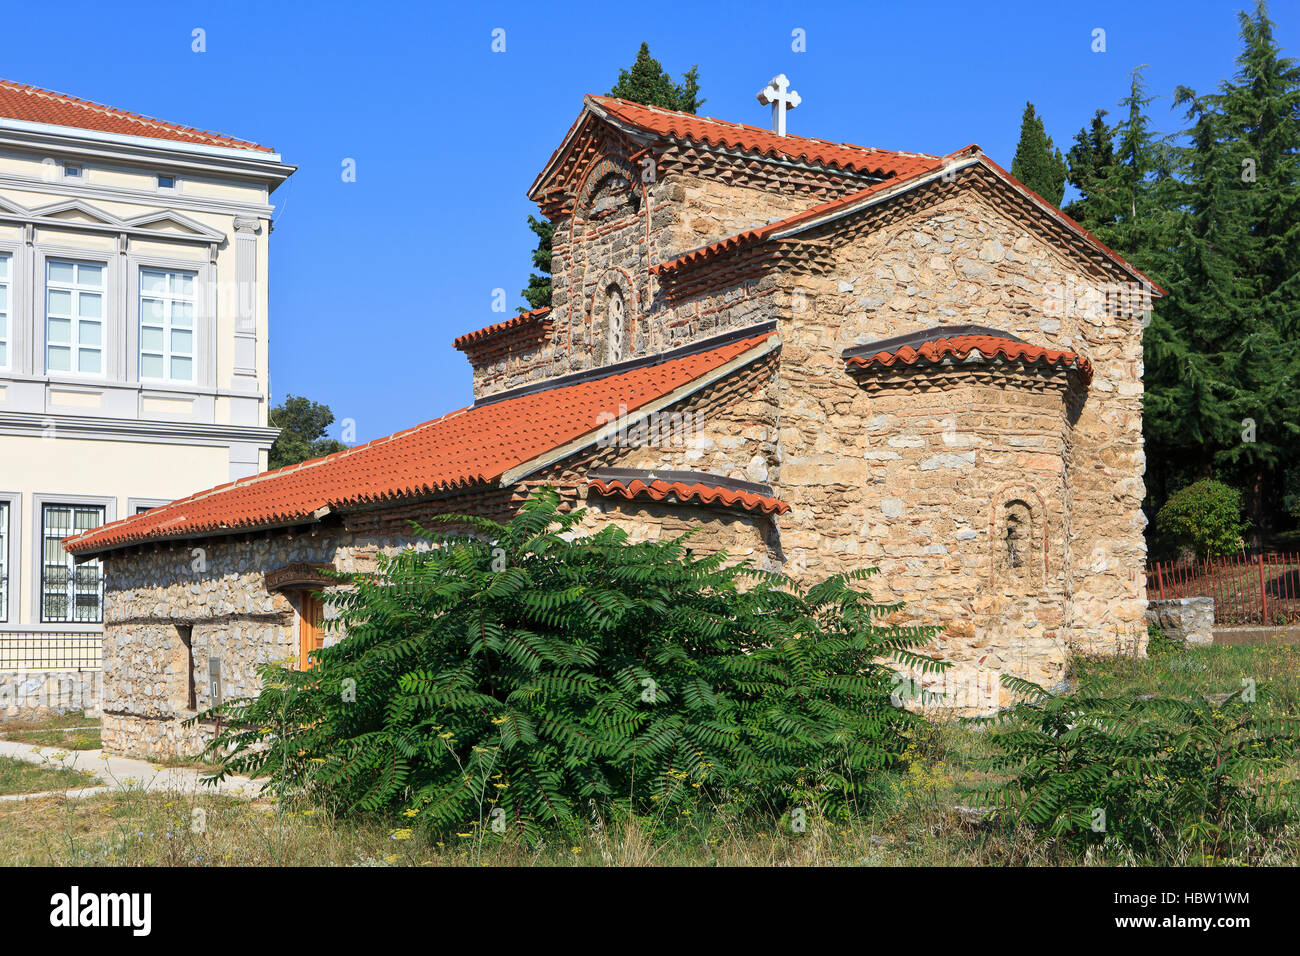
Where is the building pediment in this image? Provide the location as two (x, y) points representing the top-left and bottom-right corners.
(0, 195), (226, 242)
(122, 209), (225, 240)
(29, 197), (122, 225)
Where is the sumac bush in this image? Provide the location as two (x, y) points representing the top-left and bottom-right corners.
(969, 675), (1300, 862)
(206, 489), (946, 839)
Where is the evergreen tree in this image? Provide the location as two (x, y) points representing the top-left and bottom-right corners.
(520, 43), (702, 312)
(1010, 102), (1069, 206)
(520, 215), (553, 312)
(1090, 67), (1175, 269)
(1062, 109), (1115, 227)
(608, 42), (704, 112)
(1150, 2), (1300, 544)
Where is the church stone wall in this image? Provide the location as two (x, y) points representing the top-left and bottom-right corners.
(463, 326), (558, 398)
(581, 499), (777, 571)
(97, 530), (400, 758)
(770, 368), (1077, 711)
(763, 180), (1147, 707)
(524, 162), (835, 395)
(666, 176), (812, 261)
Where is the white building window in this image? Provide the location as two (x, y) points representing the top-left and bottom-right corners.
(140, 268), (196, 382)
(0, 252), (9, 369)
(40, 504), (104, 624)
(46, 260), (105, 374)
(0, 501), (9, 622)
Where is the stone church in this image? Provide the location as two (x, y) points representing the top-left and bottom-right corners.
(66, 80), (1161, 758)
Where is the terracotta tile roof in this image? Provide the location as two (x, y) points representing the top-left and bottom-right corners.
(0, 79), (274, 153)
(588, 95), (939, 180)
(844, 334), (1093, 384)
(65, 329), (778, 555)
(588, 476), (789, 516)
(453, 307), (552, 351)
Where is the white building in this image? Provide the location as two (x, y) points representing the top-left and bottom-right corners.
(0, 80), (293, 679)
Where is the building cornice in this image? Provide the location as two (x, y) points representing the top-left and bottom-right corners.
(0, 125), (294, 192)
(0, 411), (279, 448)
(0, 171), (276, 218)
(0, 115), (285, 163)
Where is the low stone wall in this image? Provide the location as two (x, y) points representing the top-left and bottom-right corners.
(100, 711), (218, 760)
(1146, 597), (1215, 647)
(0, 669), (101, 718)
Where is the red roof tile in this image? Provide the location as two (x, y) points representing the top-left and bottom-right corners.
(588, 477), (789, 516)
(66, 330), (778, 554)
(0, 79), (274, 153)
(844, 334), (1093, 384)
(588, 95), (939, 180)
(453, 307), (551, 351)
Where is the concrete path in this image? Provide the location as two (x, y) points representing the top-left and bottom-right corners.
(1214, 626), (1300, 646)
(0, 739), (264, 799)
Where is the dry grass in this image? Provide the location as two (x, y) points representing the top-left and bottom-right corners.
(0, 648), (1296, 866)
(0, 784), (1056, 867)
(0, 716), (1063, 867)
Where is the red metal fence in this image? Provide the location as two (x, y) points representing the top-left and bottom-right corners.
(1146, 553), (1300, 626)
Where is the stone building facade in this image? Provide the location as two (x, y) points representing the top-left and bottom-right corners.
(69, 93), (1160, 757)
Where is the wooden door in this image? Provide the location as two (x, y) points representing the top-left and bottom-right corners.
(298, 591), (324, 670)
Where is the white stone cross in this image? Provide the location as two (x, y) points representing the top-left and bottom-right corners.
(757, 74), (801, 136)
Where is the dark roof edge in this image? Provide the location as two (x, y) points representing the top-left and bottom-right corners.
(587, 467), (777, 498)
(841, 324), (1025, 361)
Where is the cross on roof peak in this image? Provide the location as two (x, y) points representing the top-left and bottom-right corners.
(757, 74), (801, 136)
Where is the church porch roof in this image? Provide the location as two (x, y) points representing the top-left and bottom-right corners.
(64, 327), (779, 556)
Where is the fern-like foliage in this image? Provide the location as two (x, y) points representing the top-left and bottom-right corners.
(968, 673), (1300, 861)
(203, 488), (945, 838)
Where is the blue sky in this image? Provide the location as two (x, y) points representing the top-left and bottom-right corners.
(1, 0), (1294, 443)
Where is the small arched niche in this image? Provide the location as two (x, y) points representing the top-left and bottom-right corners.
(992, 496), (1044, 589)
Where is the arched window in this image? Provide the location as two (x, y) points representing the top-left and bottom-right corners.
(606, 287), (626, 363)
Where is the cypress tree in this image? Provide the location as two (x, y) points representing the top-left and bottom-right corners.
(608, 42), (703, 112)
(520, 215), (553, 312)
(1010, 102), (1069, 206)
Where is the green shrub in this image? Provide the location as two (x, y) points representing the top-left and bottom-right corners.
(1155, 479), (1248, 558)
(969, 675), (1300, 862)
(206, 489), (945, 840)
